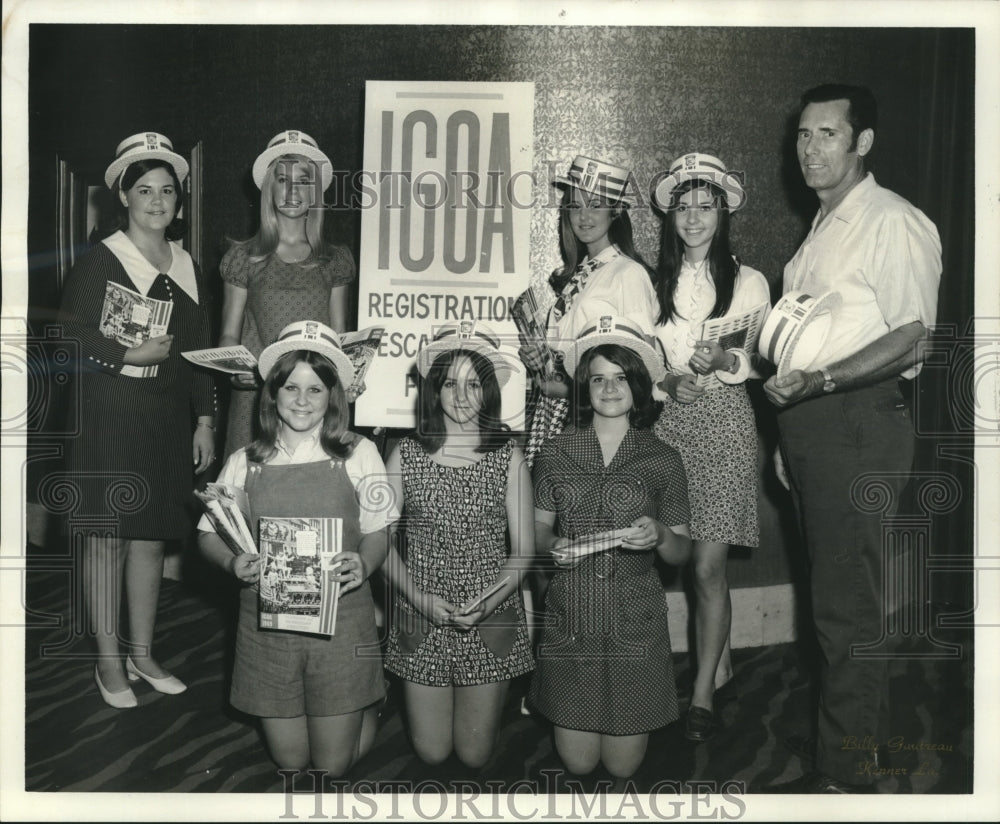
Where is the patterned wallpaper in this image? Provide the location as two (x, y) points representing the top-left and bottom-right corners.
(29, 24), (932, 585)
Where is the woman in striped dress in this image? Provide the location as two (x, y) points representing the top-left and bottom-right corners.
(59, 133), (217, 708)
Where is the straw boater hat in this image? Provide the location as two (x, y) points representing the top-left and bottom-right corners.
(562, 315), (667, 382)
(252, 130), (333, 191)
(417, 320), (519, 388)
(554, 155), (636, 206)
(653, 152), (746, 213)
(104, 132), (189, 190)
(257, 320), (355, 384)
(757, 290), (842, 379)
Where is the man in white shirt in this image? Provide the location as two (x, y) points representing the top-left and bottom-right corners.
(762, 84), (942, 793)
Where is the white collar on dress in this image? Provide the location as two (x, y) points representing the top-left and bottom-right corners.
(102, 230), (199, 303)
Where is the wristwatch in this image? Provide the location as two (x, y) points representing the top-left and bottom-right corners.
(820, 367), (836, 393)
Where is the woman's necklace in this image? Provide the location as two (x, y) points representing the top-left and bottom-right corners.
(129, 233), (173, 273)
(278, 238), (311, 264)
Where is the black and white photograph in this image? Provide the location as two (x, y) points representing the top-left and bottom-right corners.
(1, 0), (998, 821)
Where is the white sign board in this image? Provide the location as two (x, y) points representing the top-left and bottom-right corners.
(356, 81), (535, 429)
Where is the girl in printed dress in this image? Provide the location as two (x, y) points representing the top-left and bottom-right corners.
(383, 322), (534, 768)
(651, 153), (769, 742)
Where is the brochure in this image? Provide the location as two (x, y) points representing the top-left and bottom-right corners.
(694, 300), (770, 388)
(511, 286), (551, 376)
(99, 280), (174, 378)
(552, 527), (638, 563)
(456, 575), (512, 616)
(339, 326), (385, 397)
(258, 516), (342, 637)
(182, 345), (257, 375)
(181, 326), (384, 397)
(194, 483), (257, 556)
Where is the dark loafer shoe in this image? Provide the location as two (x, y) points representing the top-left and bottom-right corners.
(685, 706), (716, 742)
(761, 771), (875, 794)
(783, 734), (817, 764)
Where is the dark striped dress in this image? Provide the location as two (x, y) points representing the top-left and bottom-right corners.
(59, 233), (217, 539)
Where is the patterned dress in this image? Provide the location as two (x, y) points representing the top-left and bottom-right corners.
(384, 438), (534, 686)
(529, 426), (690, 735)
(221, 242), (355, 457)
(653, 261), (768, 547)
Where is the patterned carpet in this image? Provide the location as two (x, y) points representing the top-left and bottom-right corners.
(22, 551), (973, 796)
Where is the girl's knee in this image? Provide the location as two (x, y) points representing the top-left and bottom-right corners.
(604, 758), (641, 779)
(311, 753), (354, 778)
(272, 751), (311, 771)
(692, 559), (728, 592)
(454, 739), (493, 770)
(557, 746), (600, 776)
(413, 741), (452, 766)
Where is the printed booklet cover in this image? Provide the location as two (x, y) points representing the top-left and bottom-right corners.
(511, 286), (550, 375)
(195, 483), (257, 557)
(99, 280), (174, 378)
(182, 327), (385, 397)
(181, 345), (257, 375)
(694, 300), (769, 388)
(258, 516), (342, 636)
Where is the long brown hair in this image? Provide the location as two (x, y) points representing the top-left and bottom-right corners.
(548, 188), (652, 295)
(246, 350), (355, 462)
(655, 179), (740, 326)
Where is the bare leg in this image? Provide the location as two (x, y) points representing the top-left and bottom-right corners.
(554, 726), (601, 775)
(355, 704), (380, 764)
(715, 635), (734, 689)
(453, 681), (510, 768)
(260, 716), (311, 770)
(404, 681), (455, 765)
(690, 541), (732, 712)
(82, 535), (128, 692)
(601, 732), (649, 778)
(307, 708), (375, 776)
(124, 539), (171, 678)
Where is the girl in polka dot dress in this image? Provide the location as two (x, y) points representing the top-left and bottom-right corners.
(383, 322), (534, 769)
(530, 317), (691, 779)
(218, 130), (356, 457)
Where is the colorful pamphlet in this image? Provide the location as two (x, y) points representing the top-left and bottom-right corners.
(694, 300), (770, 388)
(99, 280), (173, 378)
(511, 286), (551, 376)
(181, 326), (385, 398)
(257, 516), (342, 637)
(195, 483), (257, 556)
(181, 345), (257, 375)
(552, 527), (639, 563)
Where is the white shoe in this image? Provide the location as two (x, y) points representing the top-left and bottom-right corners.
(95, 665), (138, 709)
(126, 656), (187, 695)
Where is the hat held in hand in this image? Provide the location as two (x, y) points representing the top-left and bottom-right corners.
(757, 290), (842, 378)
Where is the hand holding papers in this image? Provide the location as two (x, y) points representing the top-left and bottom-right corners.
(511, 287), (552, 378)
(456, 576), (512, 618)
(182, 326), (384, 400)
(550, 528), (640, 564)
(195, 483), (257, 556)
(692, 300), (769, 388)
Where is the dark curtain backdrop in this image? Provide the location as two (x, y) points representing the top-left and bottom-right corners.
(25, 25), (975, 605)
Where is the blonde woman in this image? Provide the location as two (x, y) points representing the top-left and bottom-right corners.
(219, 130), (355, 457)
